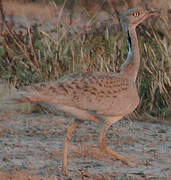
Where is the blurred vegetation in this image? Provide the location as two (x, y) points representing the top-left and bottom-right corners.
(11, 0), (101, 5)
(0, 1), (170, 118)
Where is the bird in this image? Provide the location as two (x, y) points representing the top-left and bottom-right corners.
(11, 8), (159, 175)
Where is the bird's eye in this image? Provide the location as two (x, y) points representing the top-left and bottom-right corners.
(133, 11), (141, 17)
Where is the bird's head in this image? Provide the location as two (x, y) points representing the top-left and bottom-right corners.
(121, 8), (159, 31)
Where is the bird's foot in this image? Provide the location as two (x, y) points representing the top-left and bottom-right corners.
(123, 158), (137, 168)
(103, 147), (137, 167)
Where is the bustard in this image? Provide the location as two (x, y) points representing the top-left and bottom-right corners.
(12, 8), (158, 175)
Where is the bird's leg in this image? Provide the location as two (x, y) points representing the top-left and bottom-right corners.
(63, 120), (79, 175)
(99, 116), (136, 167)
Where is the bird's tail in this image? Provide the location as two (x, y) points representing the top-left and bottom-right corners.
(7, 90), (44, 104)
(10, 97), (31, 104)
(0, 84), (34, 113)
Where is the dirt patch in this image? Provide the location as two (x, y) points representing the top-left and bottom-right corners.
(0, 110), (170, 179)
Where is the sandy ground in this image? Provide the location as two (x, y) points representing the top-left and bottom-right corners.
(0, 109), (170, 180)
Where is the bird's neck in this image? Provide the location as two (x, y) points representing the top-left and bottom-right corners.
(119, 27), (140, 82)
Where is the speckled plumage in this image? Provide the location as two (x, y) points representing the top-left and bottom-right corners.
(19, 72), (139, 116)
